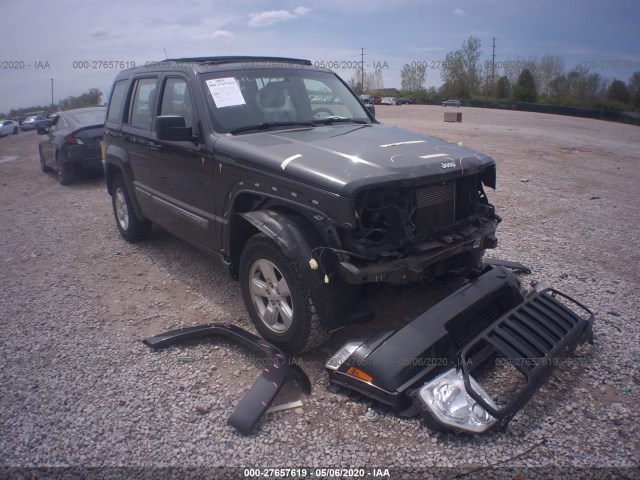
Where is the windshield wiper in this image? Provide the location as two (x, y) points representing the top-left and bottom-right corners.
(230, 121), (316, 135)
(313, 116), (369, 125)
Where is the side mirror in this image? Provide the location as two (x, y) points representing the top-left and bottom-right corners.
(366, 104), (376, 118)
(156, 115), (194, 142)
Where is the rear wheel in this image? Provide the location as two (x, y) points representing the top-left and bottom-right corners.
(12, 127), (18, 135)
(56, 153), (73, 185)
(239, 233), (329, 353)
(111, 175), (151, 242)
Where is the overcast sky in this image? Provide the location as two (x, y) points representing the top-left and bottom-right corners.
(1, 0), (639, 113)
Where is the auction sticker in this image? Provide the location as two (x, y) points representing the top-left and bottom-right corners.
(206, 77), (246, 108)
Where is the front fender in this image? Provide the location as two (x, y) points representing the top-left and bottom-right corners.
(240, 210), (372, 331)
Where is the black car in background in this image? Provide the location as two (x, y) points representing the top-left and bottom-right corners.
(38, 107), (106, 185)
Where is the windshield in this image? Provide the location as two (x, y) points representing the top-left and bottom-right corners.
(200, 68), (371, 134)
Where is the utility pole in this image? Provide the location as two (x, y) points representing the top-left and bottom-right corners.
(491, 38), (496, 92)
(360, 47), (365, 94)
(51, 78), (54, 111)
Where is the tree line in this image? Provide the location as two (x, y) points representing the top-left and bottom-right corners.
(1, 88), (102, 119)
(348, 38), (639, 112)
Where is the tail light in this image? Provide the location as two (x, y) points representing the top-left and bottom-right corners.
(64, 134), (85, 145)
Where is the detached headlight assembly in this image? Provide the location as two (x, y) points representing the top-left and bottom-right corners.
(418, 368), (498, 433)
(325, 341), (363, 371)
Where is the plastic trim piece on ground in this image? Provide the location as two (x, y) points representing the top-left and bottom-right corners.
(143, 323), (311, 435)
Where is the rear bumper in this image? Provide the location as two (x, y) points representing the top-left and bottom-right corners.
(62, 145), (103, 165)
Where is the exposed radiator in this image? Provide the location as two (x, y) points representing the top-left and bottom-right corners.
(415, 182), (456, 233)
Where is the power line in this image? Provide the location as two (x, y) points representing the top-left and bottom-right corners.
(361, 47), (365, 94)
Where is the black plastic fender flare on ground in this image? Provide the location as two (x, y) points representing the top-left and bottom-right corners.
(143, 323), (311, 435)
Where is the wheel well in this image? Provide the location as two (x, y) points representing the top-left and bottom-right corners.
(105, 163), (123, 195)
(227, 193), (316, 280)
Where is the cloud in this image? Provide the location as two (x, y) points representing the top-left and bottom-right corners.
(89, 26), (107, 37)
(249, 10), (295, 27)
(249, 7), (311, 27)
(453, 8), (467, 16)
(197, 30), (234, 40)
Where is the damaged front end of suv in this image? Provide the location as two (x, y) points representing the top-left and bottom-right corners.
(338, 161), (499, 285)
(326, 266), (594, 434)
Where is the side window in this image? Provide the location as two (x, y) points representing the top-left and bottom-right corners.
(128, 78), (157, 129)
(159, 77), (193, 129)
(107, 80), (129, 123)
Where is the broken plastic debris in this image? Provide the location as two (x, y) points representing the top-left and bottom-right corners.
(266, 400), (303, 414)
(309, 258), (319, 270)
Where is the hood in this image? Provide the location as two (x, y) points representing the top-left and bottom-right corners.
(215, 123), (496, 196)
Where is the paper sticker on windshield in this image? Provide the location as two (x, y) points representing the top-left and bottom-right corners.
(206, 78), (246, 108)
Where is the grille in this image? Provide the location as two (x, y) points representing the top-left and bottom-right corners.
(488, 293), (584, 371)
(415, 182), (455, 234)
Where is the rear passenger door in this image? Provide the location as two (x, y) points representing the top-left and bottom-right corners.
(146, 75), (216, 250)
(120, 76), (159, 214)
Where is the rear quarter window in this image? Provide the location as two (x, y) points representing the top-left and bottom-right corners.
(107, 80), (129, 124)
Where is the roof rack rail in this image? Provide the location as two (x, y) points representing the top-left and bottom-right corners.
(163, 56), (312, 66)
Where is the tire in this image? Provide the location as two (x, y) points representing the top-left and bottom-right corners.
(56, 153), (73, 185)
(111, 175), (151, 242)
(39, 146), (52, 172)
(13, 127), (18, 135)
(239, 233), (329, 353)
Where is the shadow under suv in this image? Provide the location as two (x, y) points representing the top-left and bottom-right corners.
(103, 56), (500, 353)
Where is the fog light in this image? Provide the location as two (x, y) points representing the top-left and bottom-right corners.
(325, 341), (362, 371)
(418, 368), (498, 433)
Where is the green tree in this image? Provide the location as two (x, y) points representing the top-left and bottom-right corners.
(495, 76), (510, 98)
(400, 63), (426, 94)
(349, 67), (384, 94)
(627, 71), (640, 108)
(511, 68), (537, 103)
(606, 79), (630, 104)
(440, 36), (482, 98)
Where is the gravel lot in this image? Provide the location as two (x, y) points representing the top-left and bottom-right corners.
(1, 106), (639, 479)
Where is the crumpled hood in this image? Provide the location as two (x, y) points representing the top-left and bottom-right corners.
(215, 123), (496, 196)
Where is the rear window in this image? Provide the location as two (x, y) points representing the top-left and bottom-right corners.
(107, 80), (129, 123)
(68, 109), (106, 125)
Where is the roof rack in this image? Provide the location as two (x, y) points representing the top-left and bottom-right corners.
(163, 56), (312, 66)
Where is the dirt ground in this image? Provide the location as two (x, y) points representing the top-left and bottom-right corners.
(1, 106), (638, 474)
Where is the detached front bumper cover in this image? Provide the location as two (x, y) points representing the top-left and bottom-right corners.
(326, 266), (594, 434)
(144, 323), (311, 435)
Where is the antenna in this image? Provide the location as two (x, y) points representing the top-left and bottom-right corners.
(164, 47), (168, 59)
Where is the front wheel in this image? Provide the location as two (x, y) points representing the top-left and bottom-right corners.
(239, 233), (329, 353)
(111, 175), (151, 242)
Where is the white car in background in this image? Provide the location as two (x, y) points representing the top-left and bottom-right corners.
(0, 119), (19, 137)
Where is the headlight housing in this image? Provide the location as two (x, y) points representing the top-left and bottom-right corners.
(418, 368), (498, 433)
(325, 340), (363, 371)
